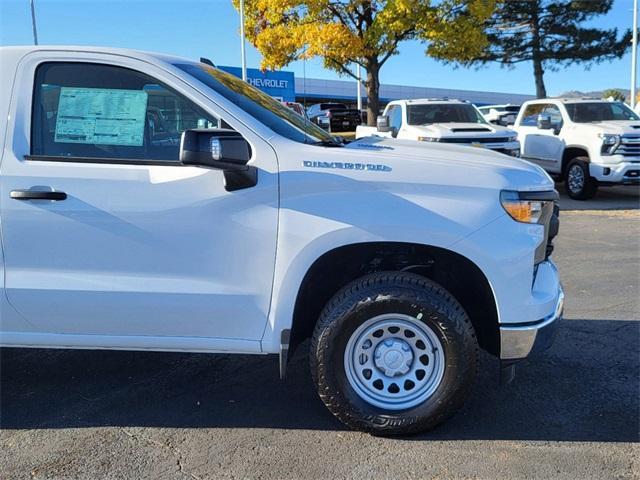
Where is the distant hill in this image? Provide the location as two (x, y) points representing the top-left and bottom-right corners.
(558, 88), (630, 100)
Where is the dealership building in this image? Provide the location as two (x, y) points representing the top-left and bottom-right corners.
(219, 65), (535, 107)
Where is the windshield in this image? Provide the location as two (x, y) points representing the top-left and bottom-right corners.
(175, 63), (337, 145)
(565, 102), (640, 123)
(407, 104), (487, 125)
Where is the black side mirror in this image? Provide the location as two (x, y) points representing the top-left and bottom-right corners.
(377, 115), (391, 132)
(537, 114), (552, 130)
(180, 129), (257, 191)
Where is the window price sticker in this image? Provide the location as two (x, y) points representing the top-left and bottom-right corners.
(54, 87), (148, 146)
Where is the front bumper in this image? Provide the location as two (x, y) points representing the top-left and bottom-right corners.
(500, 286), (564, 361)
(590, 160), (640, 184)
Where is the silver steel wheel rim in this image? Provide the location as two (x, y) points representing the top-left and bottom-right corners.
(344, 313), (445, 410)
(568, 164), (585, 193)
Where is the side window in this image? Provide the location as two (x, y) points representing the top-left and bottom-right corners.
(385, 105), (395, 123)
(521, 103), (563, 131)
(32, 62), (223, 162)
(543, 105), (564, 131)
(388, 106), (403, 130)
(520, 104), (546, 127)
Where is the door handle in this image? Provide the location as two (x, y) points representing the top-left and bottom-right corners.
(10, 190), (67, 201)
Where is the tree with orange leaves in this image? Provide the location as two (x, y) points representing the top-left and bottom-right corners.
(233, 0), (495, 125)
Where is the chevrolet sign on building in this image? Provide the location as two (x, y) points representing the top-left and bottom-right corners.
(218, 66), (296, 102)
(218, 65), (534, 108)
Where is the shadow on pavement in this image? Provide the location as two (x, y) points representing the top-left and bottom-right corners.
(1, 318), (638, 443)
(557, 184), (640, 211)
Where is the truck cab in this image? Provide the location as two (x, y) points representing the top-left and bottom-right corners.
(513, 98), (640, 200)
(356, 99), (521, 157)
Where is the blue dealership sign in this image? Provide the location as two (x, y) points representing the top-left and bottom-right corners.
(218, 66), (296, 102)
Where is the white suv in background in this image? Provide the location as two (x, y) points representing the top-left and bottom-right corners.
(513, 98), (640, 199)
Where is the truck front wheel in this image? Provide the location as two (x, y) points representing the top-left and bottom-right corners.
(565, 157), (598, 200)
(310, 272), (478, 436)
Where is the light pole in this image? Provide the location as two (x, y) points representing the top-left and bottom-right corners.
(239, 0), (247, 81)
(632, 0), (638, 108)
(30, 0), (38, 45)
(356, 64), (362, 111)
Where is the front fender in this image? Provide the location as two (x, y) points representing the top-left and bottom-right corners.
(260, 169), (505, 353)
(261, 225), (467, 353)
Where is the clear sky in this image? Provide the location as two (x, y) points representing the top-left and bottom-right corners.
(0, 0), (635, 96)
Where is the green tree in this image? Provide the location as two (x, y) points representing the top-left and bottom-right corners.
(233, 0), (495, 125)
(439, 0), (632, 98)
(601, 89), (626, 102)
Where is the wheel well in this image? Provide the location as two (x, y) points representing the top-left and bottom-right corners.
(290, 242), (499, 357)
(562, 147), (589, 176)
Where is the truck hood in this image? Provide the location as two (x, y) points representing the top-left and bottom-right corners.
(342, 135), (553, 192)
(411, 122), (515, 139)
(573, 120), (640, 135)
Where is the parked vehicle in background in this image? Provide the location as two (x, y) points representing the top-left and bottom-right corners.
(359, 109), (368, 125)
(477, 104), (521, 126)
(513, 98), (640, 200)
(280, 101), (307, 118)
(356, 99), (521, 157)
(0, 46), (563, 436)
(307, 102), (362, 132)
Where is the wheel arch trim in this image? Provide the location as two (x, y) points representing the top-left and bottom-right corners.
(261, 233), (501, 356)
(561, 146), (590, 174)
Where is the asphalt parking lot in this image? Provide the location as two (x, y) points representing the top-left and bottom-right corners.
(1, 187), (638, 480)
(557, 184), (640, 210)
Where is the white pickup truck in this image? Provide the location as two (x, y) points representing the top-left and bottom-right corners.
(0, 46), (563, 436)
(513, 98), (640, 199)
(356, 98), (521, 157)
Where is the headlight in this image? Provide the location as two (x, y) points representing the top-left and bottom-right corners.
(598, 133), (620, 155)
(500, 190), (554, 224)
(507, 135), (518, 142)
(417, 136), (440, 142)
(598, 133), (619, 145)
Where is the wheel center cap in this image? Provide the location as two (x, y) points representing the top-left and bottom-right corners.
(374, 338), (413, 377)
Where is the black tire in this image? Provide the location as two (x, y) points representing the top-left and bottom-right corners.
(564, 157), (598, 200)
(310, 271), (478, 436)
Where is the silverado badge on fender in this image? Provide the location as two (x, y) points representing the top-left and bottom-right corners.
(303, 160), (392, 172)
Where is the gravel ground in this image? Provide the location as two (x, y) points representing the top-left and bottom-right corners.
(1, 204), (638, 479)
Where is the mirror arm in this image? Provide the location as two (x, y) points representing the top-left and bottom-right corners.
(183, 156), (257, 191)
(223, 167), (258, 192)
